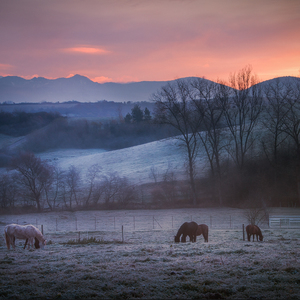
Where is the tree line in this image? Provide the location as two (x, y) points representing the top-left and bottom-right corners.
(152, 66), (300, 208)
(0, 104), (176, 156)
(0, 152), (140, 212)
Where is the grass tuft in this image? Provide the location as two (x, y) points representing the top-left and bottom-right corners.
(62, 236), (123, 245)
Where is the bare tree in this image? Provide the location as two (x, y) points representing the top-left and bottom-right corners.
(262, 78), (294, 163)
(243, 207), (269, 226)
(10, 152), (53, 211)
(65, 165), (81, 208)
(279, 78), (300, 203)
(84, 164), (102, 206)
(44, 165), (65, 211)
(190, 78), (228, 205)
(149, 165), (160, 184)
(219, 65), (263, 170)
(152, 80), (201, 205)
(0, 174), (17, 208)
(100, 172), (135, 205)
(101, 172), (122, 204)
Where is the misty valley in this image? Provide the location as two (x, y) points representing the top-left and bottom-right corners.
(1, 71), (300, 299)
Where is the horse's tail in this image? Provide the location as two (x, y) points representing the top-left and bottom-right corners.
(4, 229), (10, 250)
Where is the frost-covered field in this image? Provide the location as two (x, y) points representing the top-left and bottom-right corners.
(35, 137), (209, 185)
(1, 208), (300, 299)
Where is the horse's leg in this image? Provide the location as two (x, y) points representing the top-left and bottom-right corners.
(24, 239), (28, 249)
(28, 237), (34, 249)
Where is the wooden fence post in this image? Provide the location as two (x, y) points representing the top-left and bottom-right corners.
(41, 224), (44, 235)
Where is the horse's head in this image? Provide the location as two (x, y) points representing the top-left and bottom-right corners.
(174, 235), (180, 243)
(40, 238), (46, 249)
(259, 235), (263, 241)
(36, 237), (46, 249)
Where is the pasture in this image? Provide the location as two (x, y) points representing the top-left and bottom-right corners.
(1, 207), (300, 299)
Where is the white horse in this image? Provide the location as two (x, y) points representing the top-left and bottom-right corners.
(4, 224), (46, 250)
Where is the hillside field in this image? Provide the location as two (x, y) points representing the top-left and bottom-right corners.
(1, 207), (300, 299)
(35, 137), (208, 185)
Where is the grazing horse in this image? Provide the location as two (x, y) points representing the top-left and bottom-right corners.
(246, 224), (263, 242)
(174, 221), (199, 243)
(196, 224), (209, 242)
(4, 224), (46, 250)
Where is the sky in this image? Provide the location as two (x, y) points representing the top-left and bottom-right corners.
(0, 0), (299, 83)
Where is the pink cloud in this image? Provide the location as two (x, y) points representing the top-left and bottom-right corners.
(63, 46), (110, 55)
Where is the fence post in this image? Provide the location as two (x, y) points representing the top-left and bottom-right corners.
(75, 217), (78, 231)
(242, 224), (245, 241)
(41, 224), (44, 235)
(78, 231), (80, 242)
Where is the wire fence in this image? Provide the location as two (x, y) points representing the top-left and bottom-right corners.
(7, 213), (270, 235)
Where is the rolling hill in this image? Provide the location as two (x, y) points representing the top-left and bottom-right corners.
(36, 137), (208, 185)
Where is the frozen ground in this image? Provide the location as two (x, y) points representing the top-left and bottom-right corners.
(1, 207), (300, 299)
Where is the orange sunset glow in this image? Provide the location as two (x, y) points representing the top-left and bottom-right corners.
(0, 0), (299, 83)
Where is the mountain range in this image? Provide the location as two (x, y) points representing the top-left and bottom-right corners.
(0, 75), (188, 104)
(0, 74), (299, 104)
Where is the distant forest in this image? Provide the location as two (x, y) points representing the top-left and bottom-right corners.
(0, 103), (176, 153)
(0, 100), (156, 119)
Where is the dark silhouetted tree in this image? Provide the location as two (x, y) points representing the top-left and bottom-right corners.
(10, 152), (53, 211)
(153, 79), (202, 205)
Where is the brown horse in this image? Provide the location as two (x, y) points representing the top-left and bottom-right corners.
(246, 224), (263, 242)
(196, 224), (209, 242)
(174, 221), (198, 243)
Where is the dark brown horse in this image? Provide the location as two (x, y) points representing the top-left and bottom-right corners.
(246, 224), (263, 241)
(196, 224), (209, 242)
(174, 221), (198, 243)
